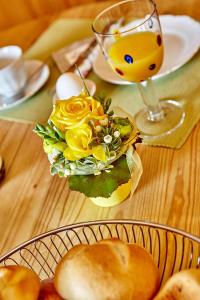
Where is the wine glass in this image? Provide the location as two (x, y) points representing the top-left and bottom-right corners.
(92, 0), (185, 140)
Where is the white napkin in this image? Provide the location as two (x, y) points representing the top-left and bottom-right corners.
(52, 37), (99, 77)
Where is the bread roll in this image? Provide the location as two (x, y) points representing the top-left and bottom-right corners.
(54, 238), (160, 300)
(153, 268), (200, 300)
(38, 279), (63, 299)
(0, 265), (40, 300)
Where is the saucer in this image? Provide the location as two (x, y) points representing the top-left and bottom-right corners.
(0, 60), (50, 111)
(52, 78), (96, 104)
(92, 15), (200, 85)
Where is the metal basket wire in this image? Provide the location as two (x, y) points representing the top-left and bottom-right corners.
(0, 220), (199, 285)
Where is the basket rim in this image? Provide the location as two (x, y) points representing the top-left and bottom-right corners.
(0, 219), (200, 263)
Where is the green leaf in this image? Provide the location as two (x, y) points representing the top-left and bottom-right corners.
(53, 126), (65, 140)
(33, 123), (65, 142)
(50, 166), (58, 175)
(58, 171), (65, 177)
(68, 155), (131, 198)
(94, 94), (112, 113)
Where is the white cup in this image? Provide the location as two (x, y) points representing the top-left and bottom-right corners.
(0, 45), (27, 99)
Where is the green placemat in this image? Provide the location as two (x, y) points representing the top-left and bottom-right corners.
(0, 19), (94, 124)
(0, 18), (200, 148)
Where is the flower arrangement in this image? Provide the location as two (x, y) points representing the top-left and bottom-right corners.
(34, 92), (142, 206)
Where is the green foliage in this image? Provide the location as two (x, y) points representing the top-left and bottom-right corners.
(68, 155), (131, 198)
(33, 122), (65, 143)
(95, 94), (112, 113)
(114, 117), (132, 137)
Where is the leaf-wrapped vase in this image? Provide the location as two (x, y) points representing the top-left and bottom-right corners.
(89, 147), (142, 207)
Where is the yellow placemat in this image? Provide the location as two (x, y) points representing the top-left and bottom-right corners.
(0, 18), (200, 148)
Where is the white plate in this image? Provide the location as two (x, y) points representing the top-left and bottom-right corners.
(52, 79), (96, 104)
(0, 60), (50, 110)
(92, 15), (200, 85)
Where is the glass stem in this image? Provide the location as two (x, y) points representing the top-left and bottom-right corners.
(136, 78), (164, 122)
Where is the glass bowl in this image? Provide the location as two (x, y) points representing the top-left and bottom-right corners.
(0, 220), (199, 285)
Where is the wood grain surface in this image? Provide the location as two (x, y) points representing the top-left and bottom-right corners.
(0, 0), (200, 257)
(0, 0), (105, 30)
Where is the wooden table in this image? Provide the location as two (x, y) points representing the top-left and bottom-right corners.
(0, 0), (200, 257)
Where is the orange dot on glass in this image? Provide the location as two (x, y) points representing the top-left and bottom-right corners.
(157, 35), (162, 46)
(115, 68), (124, 76)
(149, 63), (156, 70)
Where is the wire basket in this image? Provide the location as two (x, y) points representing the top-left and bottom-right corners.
(0, 220), (199, 285)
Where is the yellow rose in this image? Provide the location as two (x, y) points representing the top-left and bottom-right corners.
(63, 124), (107, 162)
(50, 94), (105, 131)
(64, 124), (92, 161)
(92, 145), (107, 162)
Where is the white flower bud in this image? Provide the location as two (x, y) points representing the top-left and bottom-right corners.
(94, 170), (101, 176)
(104, 135), (112, 144)
(70, 163), (76, 170)
(97, 162), (105, 169)
(64, 169), (71, 176)
(48, 154), (56, 164)
(100, 118), (108, 126)
(114, 131), (120, 138)
(52, 149), (60, 158)
(95, 125), (102, 132)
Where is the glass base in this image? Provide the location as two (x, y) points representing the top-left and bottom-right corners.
(135, 100), (185, 140)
